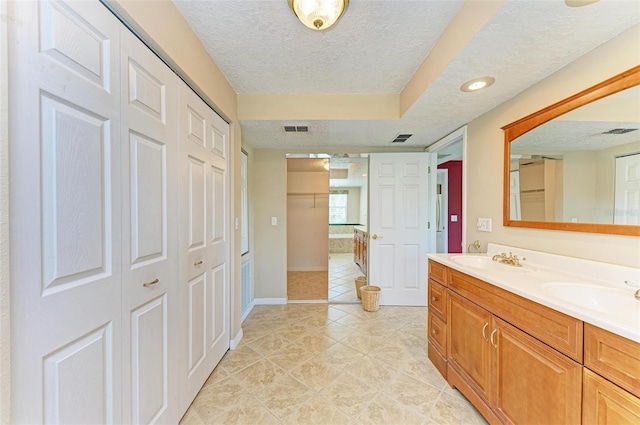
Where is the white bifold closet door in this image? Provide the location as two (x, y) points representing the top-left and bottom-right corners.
(119, 29), (179, 424)
(178, 81), (230, 414)
(10, 0), (230, 423)
(9, 0), (123, 423)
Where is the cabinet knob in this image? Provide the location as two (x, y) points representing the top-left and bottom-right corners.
(431, 296), (438, 302)
(431, 329), (438, 335)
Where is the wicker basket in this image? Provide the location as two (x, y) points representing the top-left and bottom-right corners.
(360, 286), (381, 312)
(354, 276), (367, 300)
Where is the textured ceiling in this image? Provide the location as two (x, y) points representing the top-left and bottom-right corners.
(174, 0), (640, 150)
(173, 0), (464, 94)
(512, 121), (640, 151)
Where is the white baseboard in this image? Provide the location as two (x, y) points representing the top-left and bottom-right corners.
(229, 328), (243, 350)
(241, 301), (255, 323)
(287, 299), (328, 304)
(287, 267), (328, 272)
(253, 297), (287, 305)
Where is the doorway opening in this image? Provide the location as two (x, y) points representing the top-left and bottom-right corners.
(327, 154), (368, 303)
(286, 157), (329, 302)
(427, 127), (467, 253)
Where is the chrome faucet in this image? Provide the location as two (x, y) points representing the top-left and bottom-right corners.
(492, 252), (526, 267)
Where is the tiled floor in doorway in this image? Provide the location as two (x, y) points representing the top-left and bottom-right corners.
(328, 253), (364, 303)
(179, 303), (487, 425)
(287, 253), (364, 303)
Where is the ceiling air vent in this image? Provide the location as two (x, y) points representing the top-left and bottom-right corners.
(391, 134), (413, 143)
(283, 125), (309, 133)
(602, 128), (638, 135)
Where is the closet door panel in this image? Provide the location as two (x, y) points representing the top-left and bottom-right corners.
(9, 1), (123, 423)
(178, 82), (230, 415)
(120, 28), (179, 425)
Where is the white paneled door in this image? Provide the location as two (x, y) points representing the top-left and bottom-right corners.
(614, 154), (640, 225)
(368, 153), (435, 306)
(178, 81), (230, 414)
(9, 0), (123, 422)
(120, 29), (179, 424)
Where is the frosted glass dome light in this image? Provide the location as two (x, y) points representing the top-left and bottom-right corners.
(288, 0), (350, 31)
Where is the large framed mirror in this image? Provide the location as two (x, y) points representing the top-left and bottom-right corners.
(502, 66), (640, 236)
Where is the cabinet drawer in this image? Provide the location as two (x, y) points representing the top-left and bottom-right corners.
(428, 311), (447, 356)
(428, 260), (447, 286)
(583, 368), (640, 425)
(448, 269), (583, 362)
(585, 324), (640, 398)
(428, 279), (447, 321)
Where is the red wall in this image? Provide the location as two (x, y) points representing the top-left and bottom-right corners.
(438, 161), (463, 253)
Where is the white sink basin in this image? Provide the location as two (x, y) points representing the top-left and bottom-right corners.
(451, 255), (534, 272)
(541, 282), (638, 314)
(451, 256), (495, 270)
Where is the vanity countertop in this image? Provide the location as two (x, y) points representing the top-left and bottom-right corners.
(428, 243), (640, 343)
(354, 226), (367, 233)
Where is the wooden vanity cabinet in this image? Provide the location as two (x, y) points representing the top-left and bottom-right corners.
(447, 290), (582, 424)
(427, 277), (448, 378)
(582, 369), (640, 425)
(429, 260), (590, 424)
(447, 291), (494, 405)
(493, 317), (582, 425)
(353, 228), (367, 275)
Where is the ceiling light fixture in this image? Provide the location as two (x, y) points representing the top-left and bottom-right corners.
(288, 0), (350, 31)
(460, 76), (495, 93)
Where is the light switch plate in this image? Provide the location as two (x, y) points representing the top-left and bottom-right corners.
(271, 216), (277, 226)
(451, 215), (458, 222)
(477, 218), (492, 232)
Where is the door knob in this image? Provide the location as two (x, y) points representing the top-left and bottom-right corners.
(371, 234), (378, 240)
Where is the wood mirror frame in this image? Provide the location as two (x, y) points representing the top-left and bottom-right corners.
(502, 65), (640, 236)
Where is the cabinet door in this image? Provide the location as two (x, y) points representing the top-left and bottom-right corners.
(447, 291), (493, 405)
(583, 368), (640, 425)
(493, 317), (582, 425)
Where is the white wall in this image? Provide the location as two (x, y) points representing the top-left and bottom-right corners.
(253, 150), (288, 298)
(359, 184), (368, 225)
(465, 24), (640, 267)
(0, 0), (10, 420)
(562, 151), (597, 223)
(287, 170), (329, 271)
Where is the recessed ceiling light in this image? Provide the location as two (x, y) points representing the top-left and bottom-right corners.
(460, 76), (495, 93)
(565, 0), (599, 7)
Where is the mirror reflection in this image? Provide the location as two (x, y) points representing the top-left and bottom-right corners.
(509, 86), (640, 225)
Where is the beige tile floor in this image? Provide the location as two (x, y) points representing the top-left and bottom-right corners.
(329, 253), (364, 303)
(180, 303), (487, 425)
(288, 271), (329, 301)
